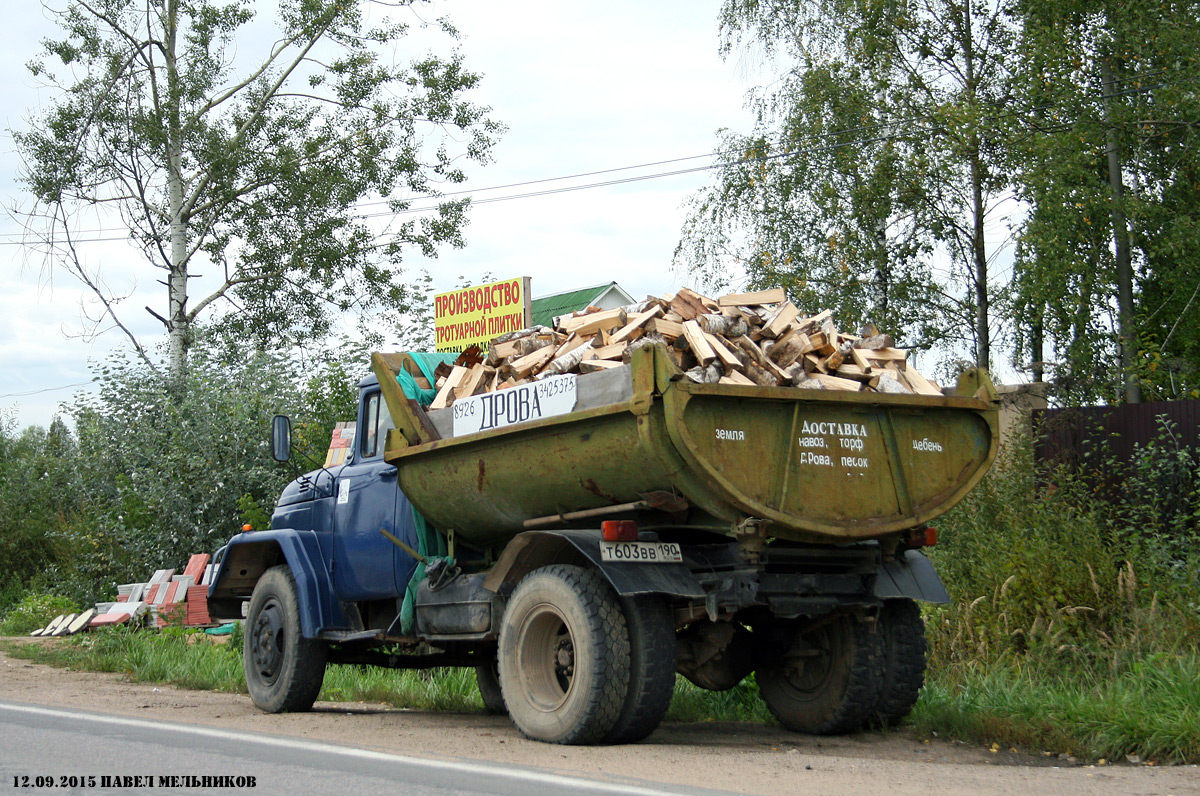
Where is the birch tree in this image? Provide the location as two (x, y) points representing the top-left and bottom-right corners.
(16, 0), (502, 379)
(679, 0), (1018, 368)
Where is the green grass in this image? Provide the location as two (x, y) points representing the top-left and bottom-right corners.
(319, 665), (481, 712)
(915, 653), (1200, 764)
(2, 626), (245, 693)
(0, 628), (771, 721)
(4, 623), (1198, 763)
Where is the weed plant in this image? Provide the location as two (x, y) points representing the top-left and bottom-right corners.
(918, 428), (1200, 763)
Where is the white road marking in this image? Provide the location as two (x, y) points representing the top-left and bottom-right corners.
(0, 702), (691, 796)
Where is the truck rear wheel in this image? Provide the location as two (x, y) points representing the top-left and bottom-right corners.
(498, 565), (630, 744)
(244, 566), (326, 713)
(476, 648), (507, 715)
(604, 595), (676, 744)
(871, 599), (927, 726)
(756, 614), (883, 734)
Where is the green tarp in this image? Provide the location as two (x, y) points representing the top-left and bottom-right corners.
(395, 352), (457, 407)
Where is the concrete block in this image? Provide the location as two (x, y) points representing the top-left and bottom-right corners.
(50, 614), (77, 636)
(149, 569), (175, 584)
(63, 609), (97, 635)
(89, 612), (132, 627)
(42, 614), (67, 635)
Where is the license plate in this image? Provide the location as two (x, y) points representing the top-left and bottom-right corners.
(599, 541), (683, 563)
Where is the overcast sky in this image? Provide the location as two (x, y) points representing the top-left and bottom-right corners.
(0, 0), (759, 430)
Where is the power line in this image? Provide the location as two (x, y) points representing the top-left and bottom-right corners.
(0, 381), (92, 399)
(2, 66), (1193, 246)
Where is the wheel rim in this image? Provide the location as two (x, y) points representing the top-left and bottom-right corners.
(250, 597), (285, 685)
(777, 624), (836, 700)
(516, 601), (576, 712)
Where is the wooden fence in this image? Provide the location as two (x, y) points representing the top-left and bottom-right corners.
(1033, 399), (1200, 470)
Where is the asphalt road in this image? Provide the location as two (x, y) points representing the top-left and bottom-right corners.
(0, 702), (738, 796)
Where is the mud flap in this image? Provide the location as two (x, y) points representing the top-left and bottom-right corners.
(874, 549), (949, 604)
(482, 529), (705, 600)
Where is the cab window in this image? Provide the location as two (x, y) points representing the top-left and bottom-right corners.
(361, 392), (381, 459)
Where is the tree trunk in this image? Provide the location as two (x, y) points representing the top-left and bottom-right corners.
(963, 0), (990, 370)
(164, 0), (189, 383)
(1030, 315), (1044, 383)
(970, 149), (990, 371)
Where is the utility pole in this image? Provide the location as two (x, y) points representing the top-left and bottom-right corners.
(1101, 56), (1142, 404)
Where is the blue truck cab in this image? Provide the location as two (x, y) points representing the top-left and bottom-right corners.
(208, 374), (436, 641)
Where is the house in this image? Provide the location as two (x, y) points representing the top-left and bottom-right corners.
(529, 282), (635, 329)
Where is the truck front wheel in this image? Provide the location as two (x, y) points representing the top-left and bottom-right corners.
(498, 565), (630, 744)
(244, 566), (326, 713)
(756, 614), (883, 734)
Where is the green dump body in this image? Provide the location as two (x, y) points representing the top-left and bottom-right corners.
(373, 345), (999, 548)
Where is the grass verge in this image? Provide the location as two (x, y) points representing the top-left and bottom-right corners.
(3, 625), (1197, 763)
(0, 627), (771, 722)
(914, 654), (1200, 764)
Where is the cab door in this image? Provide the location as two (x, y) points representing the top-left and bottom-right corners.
(330, 389), (416, 600)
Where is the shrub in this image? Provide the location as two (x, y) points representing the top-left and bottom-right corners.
(0, 593), (79, 635)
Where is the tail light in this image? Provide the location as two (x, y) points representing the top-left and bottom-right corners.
(602, 520), (638, 541)
(904, 526), (937, 549)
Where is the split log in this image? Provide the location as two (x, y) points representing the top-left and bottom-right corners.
(670, 288), (710, 320)
(855, 333), (896, 350)
(902, 366), (943, 396)
(864, 347), (908, 362)
(429, 365), (469, 410)
(717, 287), (787, 307)
(803, 353), (829, 374)
(834, 363), (873, 381)
(455, 363), (494, 400)
(704, 331), (744, 370)
(509, 345), (557, 378)
(813, 373), (863, 391)
(540, 339), (596, 378)
(587, 341), (630, 361)
(720, 370), (757, 386)
(579, 359), (624, 372)
(761, 301), (801, 339)
(732, 347), (778, 386)
(729, 335), (771, 371)
(697, 313), (749, 338)
(873, 371), (913, 394)
(767, 330), (813, 368)
(646, 317), (684, 340)
(610, 306), (664, 344)
(825, 339), (856, 371)
(682, 320), (719, 366)
(850, 347), (874, 372)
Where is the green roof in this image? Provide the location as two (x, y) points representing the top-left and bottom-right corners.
(530, 283), (622, 329)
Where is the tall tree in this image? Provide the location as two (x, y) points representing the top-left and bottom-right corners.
(1011, 0), (1200, 402)
(16, 0), (502, 379)
(678, 0), (1018, 368)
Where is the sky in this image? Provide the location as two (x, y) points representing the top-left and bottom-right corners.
(0, 0), (759, 430)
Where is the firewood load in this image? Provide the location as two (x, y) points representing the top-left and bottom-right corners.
(427, 286), (942, 410)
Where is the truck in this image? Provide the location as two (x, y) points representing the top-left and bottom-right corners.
(207, 343), (998, 745)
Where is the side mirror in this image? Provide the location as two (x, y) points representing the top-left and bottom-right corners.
(271, 415), (292, 462)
